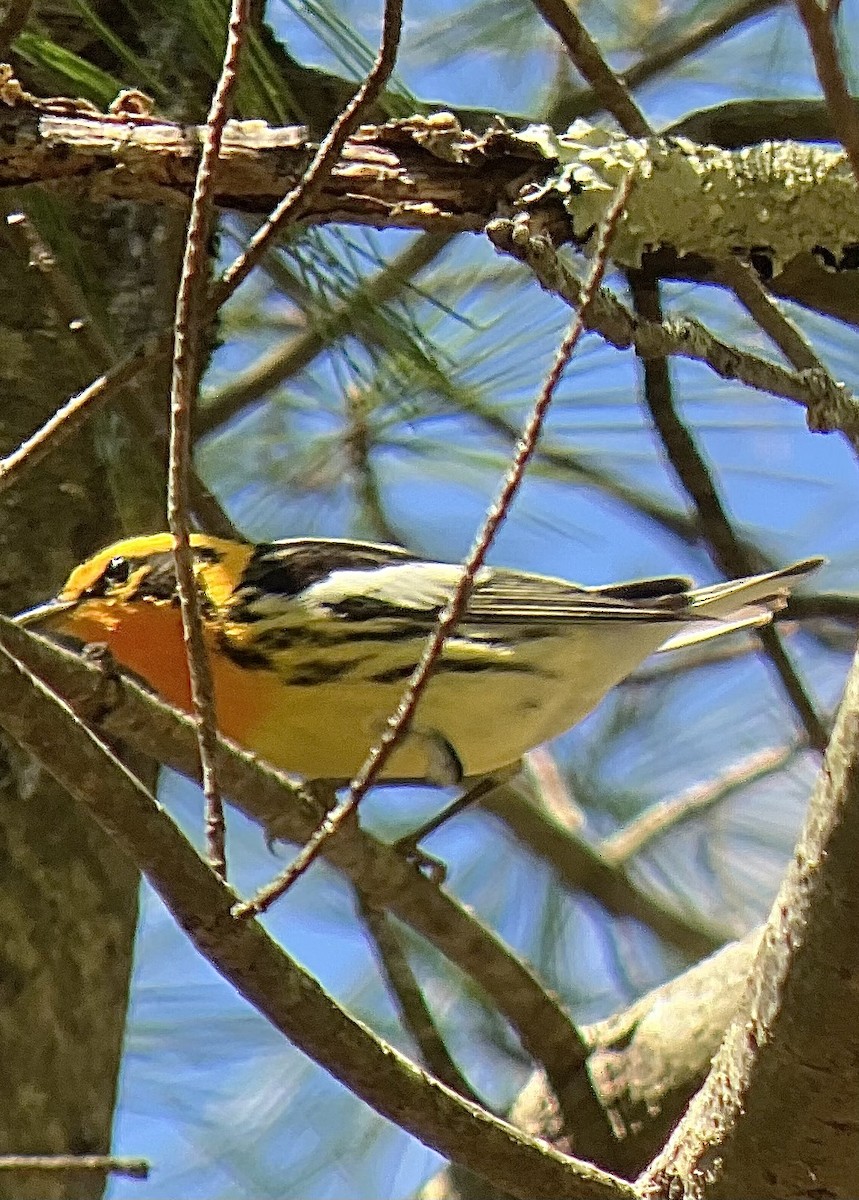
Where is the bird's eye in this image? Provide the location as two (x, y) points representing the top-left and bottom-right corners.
(102, 556), (131, 589)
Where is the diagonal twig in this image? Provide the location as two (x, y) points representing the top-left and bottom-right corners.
(211, 0), (404, 312)
(0, 1156), (148, 1180)
(482, 782), (727, 957)
(627, 268), (828, 752)
(198, 231), (451, 438)
(553, 0), (784, 127)
(599, 741), (807, 865)
(0, 214), (238, 537)
(356, 889), (485, 1105)
(531, 0), (650, 136)
(486, 223), (851, 431)
(0, 339), (168, 490)
(795, 0), (859, 187)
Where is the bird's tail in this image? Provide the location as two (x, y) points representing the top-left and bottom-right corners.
(658, 556), (824, 654)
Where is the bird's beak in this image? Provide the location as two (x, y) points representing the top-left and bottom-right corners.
(14, 599), (76, 628)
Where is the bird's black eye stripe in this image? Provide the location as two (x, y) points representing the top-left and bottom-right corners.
(83, 555), (134, 598)
(80, 545), (225, 604)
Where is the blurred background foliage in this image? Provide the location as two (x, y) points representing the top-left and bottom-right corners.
(7, 0), (859, 1196)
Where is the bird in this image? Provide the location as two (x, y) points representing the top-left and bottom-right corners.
(16, 534), (823, 787)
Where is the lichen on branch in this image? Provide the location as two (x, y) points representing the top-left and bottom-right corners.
(520, 119), (859, 275)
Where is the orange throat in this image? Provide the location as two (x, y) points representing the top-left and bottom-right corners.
(54, 601), (263, 750)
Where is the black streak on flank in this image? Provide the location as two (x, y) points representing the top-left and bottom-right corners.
(367, 663), (418, 684)
(329, 622), (431, 643)
(434, 659), (541, 676)
(216, 632), (273, 672)
(249, 622), (428, 653)
(288, 659), (358, 687)
(367, 657), (547, 684)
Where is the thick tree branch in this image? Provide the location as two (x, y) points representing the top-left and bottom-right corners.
(2, 86), (859, 279)
(0, 100), (546, 229)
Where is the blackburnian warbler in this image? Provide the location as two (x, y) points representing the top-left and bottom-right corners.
(17, 534), (822, 785)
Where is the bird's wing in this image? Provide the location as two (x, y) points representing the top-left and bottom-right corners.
(460, 570), (697, 625)
(297, 560), (700, 626)
(226, 538), (426, 621)
(230, 542), (823, 630)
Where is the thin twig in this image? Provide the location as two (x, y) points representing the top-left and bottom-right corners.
(524, 747), (585, 835)
(623, 617), (850, 684)
(234, 169), (638, 917)
(198, 231), (450, 438)
(726, 240), (859, 453)
(599, 741), (807, 865)
(210, 0), (405, 312)
(0, 1156), (148, 1179)
(715, 254), (859, 454)
(625, 0), (782, 97)
(168, 0), (251, 879)
(357, 890), (485, 1105)
(553, 0), (783, 127)
(486, 223), (851, 427)
(0, 222), (235, 539)
(531, 0), (650, 136)
(0, 338), (168, 490)
(788, 592), (859, 623)
(527, 1), (830, 751)
(344, 385), (405, 543)
(0, 199), (443, 500)
(795, 0), (859, 186)
(2, 208), (118, 366)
